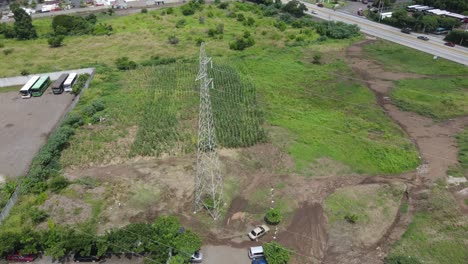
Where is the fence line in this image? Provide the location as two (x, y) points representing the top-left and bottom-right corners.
(0, 68), (95, 225)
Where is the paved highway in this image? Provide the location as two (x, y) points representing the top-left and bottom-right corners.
(297, 1), (468, 66)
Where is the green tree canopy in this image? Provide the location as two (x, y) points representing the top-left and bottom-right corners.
(264, 242), (292, 264)
(13, 7), (37, 40)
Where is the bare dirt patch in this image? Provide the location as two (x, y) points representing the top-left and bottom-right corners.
(0, 90), (74, 178)
(40, 194), (92, 226)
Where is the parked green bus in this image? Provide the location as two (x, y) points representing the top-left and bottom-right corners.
(31, 76), (50, 97)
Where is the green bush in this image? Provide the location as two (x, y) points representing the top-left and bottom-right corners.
(62, 113), (84, 128)
(218, 2), (229, 9)
(93, 23), (113, 36)
(265, 208), (282, 225)
(384, 255), (422, 264)
(229, 31), (255, 51)
(168, 35), (179, 45)
(72, 74), (90, 95)
(115, 57), (137, 70)
(49, 175), (69, 193)
(30, 207), (49, 223)
(263, 241), (292, 264)
(344, 213), (358, 224)
(141, 8), (148, 13)
(52, 15), (91, 35)
(166, 7), (174, 14)
(176, 19), (187, 28)
(91, 100), (105, 112)
(20, 69), (30, 76)
(3, 48), (14, 55)
(47, 35), (65, 48)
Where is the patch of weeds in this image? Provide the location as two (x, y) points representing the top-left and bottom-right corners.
(400, 202), (408, 214)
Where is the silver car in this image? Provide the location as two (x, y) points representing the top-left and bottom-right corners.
(248, 225), (270, 240)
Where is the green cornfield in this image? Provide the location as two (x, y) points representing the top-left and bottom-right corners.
(129, 61), (266, 157)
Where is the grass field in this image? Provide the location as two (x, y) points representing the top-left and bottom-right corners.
(391, 77), (468, 120)
(0, 85), (21, 93)
(363, 40), (468, 76)
(389, 186), (468, 264)
(35, 2), (419, 174)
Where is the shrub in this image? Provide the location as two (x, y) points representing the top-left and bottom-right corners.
(312, 53), (321, 64)
(195, 37), (204, 46)
(181, 0), (202, 16)
(176, 19), (186, 28)
(166, 7), (174, 14)
(93, 23), (113, 36)
(52, 15), (91, 35)
(199, 16), (205, 24)
(85, 14), (97, 24)
(141, 8), (148, 13)
(0, 42), (4, 48)
(115, 57), (137, 70)
(274, 20), (287, 31)
(237, 13), (245, 22)
(244, 17), (255, 26)
(168, 35), (179, 45)
(30, 207), (49, 223)
(47, 35), (65, 48)
(384, 255), (422, 264)
(3, 48), (14, 55)
(140, 56), (177, 66)
(92, 100), (105, 112)
(344, 213), (358, 224)
(72, 74), (90, 95)
(279, 13), (293, 23)
(49, 176), (69, 193)
(20, 70), (30, 76)
(207, 28), (217, 37)
(263, 242), (292, 264)
(216, 23), (224, 34)
(265, 208), (282, 225)
(218, 2), (229, 9)
(82, 105), (97, 117)
(62, 113), (84, 128)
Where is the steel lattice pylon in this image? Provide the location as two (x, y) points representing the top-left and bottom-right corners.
(194, 43), (223, 220)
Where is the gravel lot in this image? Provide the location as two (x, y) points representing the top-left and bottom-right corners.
(0, 89), (75, 179)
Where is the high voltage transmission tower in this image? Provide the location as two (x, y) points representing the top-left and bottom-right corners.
(194, 43), (223, 220)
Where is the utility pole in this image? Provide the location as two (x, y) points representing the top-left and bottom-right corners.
(194, 43), (223, 220)
(378, 0), (384, 23)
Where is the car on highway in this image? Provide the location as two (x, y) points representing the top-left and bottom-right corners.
(190, 251), (203, 263)
(417, 36), (429, 41)
(317, 3), (324, 7)
(444, 42), (455, 47)
(248, 246), (265, 259)
(311, 10), (318, 14)
(248, 225), (270, 240)
(6, 253), (37, 262)
(401, 28), (411, 34)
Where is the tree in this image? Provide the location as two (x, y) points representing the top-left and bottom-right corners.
(12, 7), (37, 40)
(172, 230), (201, 260)
(263, 242), (292, 264)
(282, 0), (307, 17)
(421, 15), (438, 33)
(265, 208), (282, 224)
(48, 35), (65, 48)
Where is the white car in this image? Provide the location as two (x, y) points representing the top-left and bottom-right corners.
(248, 246), (264, 259)
(311, 10), (318, 14)
(248, 225), (270, 240)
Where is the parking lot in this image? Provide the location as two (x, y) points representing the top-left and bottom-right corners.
(0, 69), (93, 180)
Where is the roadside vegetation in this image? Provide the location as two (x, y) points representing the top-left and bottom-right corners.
(363, 40), (468, 75)
(391, 77), (468, 120)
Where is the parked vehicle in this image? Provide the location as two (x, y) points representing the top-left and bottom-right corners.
(19, 76), (40, 99)
(444, 42), (455, 47)
(401, 28), (411, 34)
(63, 72), (78, 92)
(248, 246), (264, 259)
(190, 251), (203, 263)
(73, 252), (101, 262)
(317, 3), (324, 7)
(417, 36), (429, 41)
(6, 253), (37, 262)
(248, 225), (270, 240)
(252, 257), (268, 264)
(51, 73), (69, 94)
(31, 75), (50, 97)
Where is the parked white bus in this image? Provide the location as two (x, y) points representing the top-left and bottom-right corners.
(63, 73), (77, 92)
(19, 76), (40, 99)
